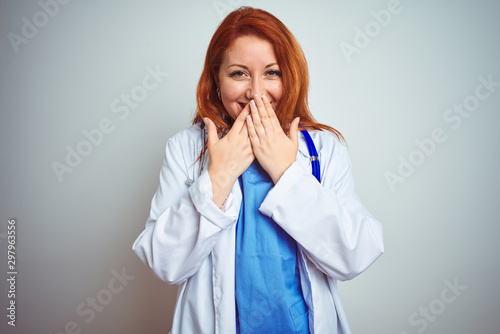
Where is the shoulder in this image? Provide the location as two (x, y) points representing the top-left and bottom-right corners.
(168, 123), (204, 146)
(164, 123), (204, 163)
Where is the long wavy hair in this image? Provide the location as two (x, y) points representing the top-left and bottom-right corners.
(193, 6), (344, 146)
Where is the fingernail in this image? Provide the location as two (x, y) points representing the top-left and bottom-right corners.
(262, 95), (267, 101)
(254, 94), (259, 99)
(250, 99), (256, 108)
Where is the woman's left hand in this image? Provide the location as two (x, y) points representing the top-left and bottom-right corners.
(246, 94), (300, 184)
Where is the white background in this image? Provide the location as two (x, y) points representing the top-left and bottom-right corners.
(1, 0), (499, 333)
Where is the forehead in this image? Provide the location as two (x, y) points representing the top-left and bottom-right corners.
(222, 35), (277, 64)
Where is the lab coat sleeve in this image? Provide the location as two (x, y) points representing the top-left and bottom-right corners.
(259, 136), (384, 281)
(132, 132), (239, 285)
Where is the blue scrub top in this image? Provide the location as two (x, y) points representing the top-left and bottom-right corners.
(235, 161), (309, 333)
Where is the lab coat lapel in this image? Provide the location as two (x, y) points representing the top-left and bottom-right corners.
(211, 176), (242, 333)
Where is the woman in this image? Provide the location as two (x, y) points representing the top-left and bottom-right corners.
(133, 6), (383, 334)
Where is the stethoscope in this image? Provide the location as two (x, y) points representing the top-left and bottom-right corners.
(300, 129), (320, 182)
(186, 122), (320, 185)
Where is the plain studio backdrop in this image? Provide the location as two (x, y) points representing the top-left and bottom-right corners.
(1, 0), (499, 333)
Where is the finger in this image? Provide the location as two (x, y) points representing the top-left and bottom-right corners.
(241, 123), (253, 150)
(245, 113), (260, 146)
(254, 94), (272, 132)
(289, 117), (300, 144)
(240, 119), (248, 137)
(262, 94), (280, 130)
(249, 99), (266, 137)
(239, 118), (251, 146)
(232, 103), (251, 134)
(204, 117), (218, 147)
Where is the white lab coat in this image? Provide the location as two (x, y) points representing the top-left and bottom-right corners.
(133, 123), (384, 334)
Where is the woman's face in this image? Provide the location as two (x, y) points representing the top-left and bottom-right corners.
(218, 35), (283, 120)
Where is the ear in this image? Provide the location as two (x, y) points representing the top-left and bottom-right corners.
(214, 79), (221, 100)
(214, 73), (220, 89)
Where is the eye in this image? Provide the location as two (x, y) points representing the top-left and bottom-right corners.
(266, 69), (282, 78)
(229, 70), (246, 78)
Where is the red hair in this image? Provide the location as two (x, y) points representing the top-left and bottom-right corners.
(193, 6), (344, 140)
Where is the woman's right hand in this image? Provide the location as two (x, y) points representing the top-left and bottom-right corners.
(205, 105), (254, 209)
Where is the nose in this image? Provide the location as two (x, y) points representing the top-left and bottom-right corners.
(246, 77), (265, 100)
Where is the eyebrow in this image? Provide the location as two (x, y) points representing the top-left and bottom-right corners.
(227, 63), (279, 69)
